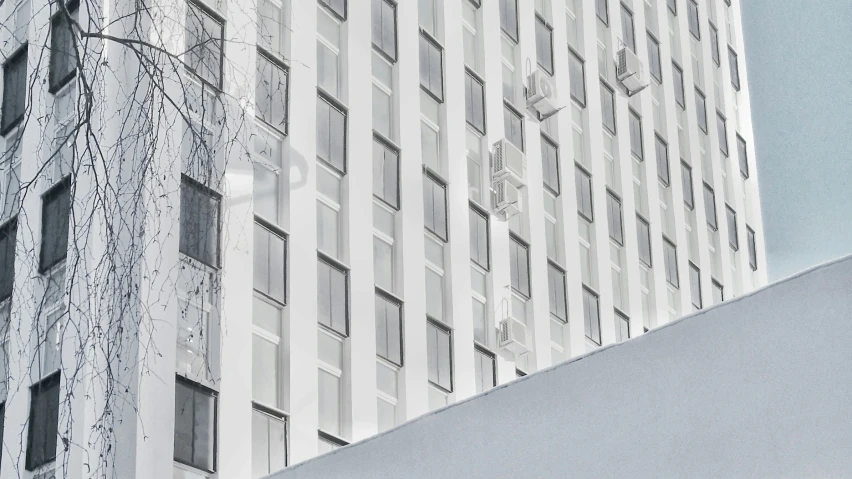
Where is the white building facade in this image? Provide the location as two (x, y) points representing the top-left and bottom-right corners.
(0, 0), (766, 477)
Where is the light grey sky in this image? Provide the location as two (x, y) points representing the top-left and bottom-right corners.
(741, 1), (852, 281)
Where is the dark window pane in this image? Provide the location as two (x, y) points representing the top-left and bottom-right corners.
(1, 47), (27, 134)
(696, 89), (707, 133)
(252, 409), (288, 477)
(672, 63), (685, 109)
(474, 347), (495, 393)
(423, 174), (448, 241)
(372, 0), (397, 60)
(663, 238), (679, 288)
(25, 373), (60, 471)
(607, 191), (623, 245)
(254, 223), (286, 303)
(629, 110), (643, 159)
(375, 293), (402, 365)
(726, 205), (738, 251)
(747, 226), (757, 271)
(317, 257), (348, 336)
(668, 0), (677, 15)
(419, 35), (444, 101)
(180, 176), (221, 267)
(40, 179), (71, 273)
(596, 0), (608, 25)
(499, 0), (519, 41)
(600, 83), (616, 134)
(583, 287), (600, 344)
(710, 24), (720, 65)
(548, 263), (567, 322)
(316, 96), (347, 173)
(465, 71), (486, 134)
(621, 6), (635, 52)
(704, 183), (717, 230)
(427, 320), (453, 391)
(49, 6), (78, 92)
(687, 0), (700, 39)
(186, 2), (224, 87)
(173, 377), (217, 472)
(535, 16), (554, 74)
(541, 136), (560, 195)
(637, 216), (652, 267)
(737, 135), (749, 179)
(0, 219), (17, 301)
(656, 135), (670, 185)
(509, 236), (530, 298)
(373, 139), (399, 209)
(648, 36), (662, 83)
(729, 47), (740, 91)
(575, 166), (593, 221)
(615, 310), (630, 342)
(256, 53), (289, 133)
(503, 104), (524, 151)
(568, 52), (586, 106)
(469, 207), (489, 270)
(682, 162), (694, 209)
(717, 112), (728, 156)
(320, 0), (346, 19)
(690, 263), (702, 309)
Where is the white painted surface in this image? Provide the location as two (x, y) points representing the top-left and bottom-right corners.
(269, 255), (852, 479)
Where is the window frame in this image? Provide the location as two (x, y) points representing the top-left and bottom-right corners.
(469, 203), (490, 271)
(575, 164), (594, 222)
(648, 33), (662, 84)
(728, 46), (741, 91)
(464, 68), (487, 135)
(620, 4), (636, 52)
(1, 45), (28, 136)
(48, 2), (80, 94)
(695, 87), (708, 133)
(547, 261), (568, 323)
(423, 170), (449, 242)
(655, 134), (670, 186)
(185, 0), (225, 90)
(596, 0), (609, 26)
(736, 134), (750, 179)
(256, 49), (290, 136)
(717, 110), (729, 156)
(681, 161), (694, 209)
(628, 108), (644, 161)
(535, 14), (554, 75)
(509, 234), (531, 299)
(726, 204), (738, 251)
(600, 81), (616, 135)
(663, 236), (679, 288)
(251, 404), (289, 475)
(689, 261), (702, 309)
(317, 253), (350, 338)
(473, 344), (496, 393)
(316, 92), (349, 175)
(712, 279), (724, 303)
(582, 285), (601, 345)
(502, 100), (525, 152)
(0, 218), (17, 302)
(710, 23), (721, 66)
(499, 0), (519, 43)
(372, 0), (398, 62)
(615, 308), (630, 342)
(253, 219), (288, 305)
(568, 49), (587, 107)
(672, 62), (685, 110)
(375, 288), (403, 367)
(541, 134), (560, 196)
(25, 371), (61, 471)
(373, 135), (400, 210)
(667, 0), (677, 15)
(687, 0), (700, 40)
(39, 176), (72, 274)
(606, 189), (624, 246)
(636, 214), (652, 267)
(179, 174), (222, 269)
(419, 31), (445, 103)
(319, 0), (347, 21)
(426, 318), (454, 393)
(704, 182), (718, 231)
(747, 226), (757, 271)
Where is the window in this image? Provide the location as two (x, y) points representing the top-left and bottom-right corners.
(672, 63), (685, 109)
(568, 51), (586, 106)
(372, 55), (393, 140)
(637, 215), (652, 267)
(648, 35), (662, 83)
(464, 70), (486, 134)
(621, 5), (635, 52)
(317, 256), (348, 337)
(606, 190), (623, 245)
(655, 134), (670, 185)
(717, 111), (729, 156)
(253, 297), (282, 407)
(747, 226), (757, 271)
(174, 376), (217, 473)
(25, 372), (60, 471)
(373, 203), (396, 292)
(710, 24), (720, 66)
(318, 330), (344, 435)
(252, 408), (287, 477)
(548, 262), (568, 323)
(376, 359), (399, 432)
(509, 235), (530, 298)
(582, 286), (601, 345)
(317, 7), (341, 96)
(575, 166), (593, 221)
(373, 137), (399, 209)
(596, 0), (608, 25)
(544, 191), (559, 261)
(0, 219), (17, 301)
(49, 5), (79, 92)
(254, 223), (286, 304)
(40, 178), (72, 273)
(372, 0), (397, 61)
(375, 291), (402, 366)
(257, 0), (287, 55)
(704, 183), (717, 230)
(687, 0), (700, 40)
(541, 136), (560, 195)
(253, 131), (283, 224)
(667, 0), (676, 15)
(474, 346), (496, 393)
(426, 319), (453, 392)
(628, 110), (643, 160)
(419, 34), (444, 102)
(1, 46), (27, 135)
(316, 95), (347, 174)
(256, 52), (289, 134)
(319, 0), (346, 20)
(503, 103), (524, 151)
(726, 205), (738, 251)
(689, 262), (702, 309)
(712, 279), (724, 304)
(186, 1), (224, 88)
(535, 15), (554, 75)
(615, 310), (629, 342)
(663, 237), (679, 288)
(600, 82), (616, 134)
(729, 47), (741, 91)
(423, 173), (448, 241)
(499, 0), (519, 41)
(318, 431), (348, 454)
(180, 175), (221, 268)
(682, 161), (694, 209)
(737, 134), (750, 179)
(469, 206), (489, 270)
(317, 166), (342, 258)
(695, 88), (707, 133)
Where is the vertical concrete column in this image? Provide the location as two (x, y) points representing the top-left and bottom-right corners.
(286, 0), (319, 464)
(344, 0), (379, 442)
(396, 0), (429, 420)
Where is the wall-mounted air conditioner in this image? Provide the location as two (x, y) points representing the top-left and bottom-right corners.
(526, 70), (558, 119)
(493, 179), (522, 219)
(617, 47), (647, 95)
(498, 316), (528, 356)
(492, 138), (526, 187)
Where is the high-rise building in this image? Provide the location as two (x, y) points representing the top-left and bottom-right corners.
(0, 0), (765, 477)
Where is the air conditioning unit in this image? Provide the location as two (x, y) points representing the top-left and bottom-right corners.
(492, 179), (522, 219)
(526, 70), (558, 118)
(498, 316), (528, 356)
(616, 47), (645, 93)
(491, 138), (526, 187)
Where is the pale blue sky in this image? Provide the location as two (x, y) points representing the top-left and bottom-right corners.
(741, 1), (852, 280)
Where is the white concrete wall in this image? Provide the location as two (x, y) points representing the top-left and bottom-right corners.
(268, 255), (852, 479)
